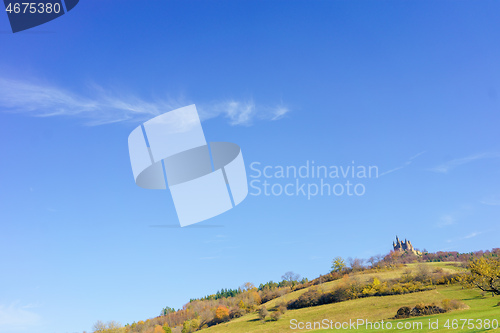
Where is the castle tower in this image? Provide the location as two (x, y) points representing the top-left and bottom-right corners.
(392, 236), (421, 255)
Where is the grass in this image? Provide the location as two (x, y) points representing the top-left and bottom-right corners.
(262, 267), (409, 310)
(198, 263), (499, 333)
(201, 289), (447, 333)
(311, 286), (499, 333)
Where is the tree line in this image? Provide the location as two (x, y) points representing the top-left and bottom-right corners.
(89, 247), (500, 333)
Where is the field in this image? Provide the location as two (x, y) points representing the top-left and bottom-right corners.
(199, 263), (499, 333)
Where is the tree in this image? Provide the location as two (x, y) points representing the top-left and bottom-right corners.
(367, 255), (382, 267)
(460, 257), (500, 295)
(215, 305), (230, 322)
(161, 306), (176, 316)
(92, 321), (106, 333)
(331, 256), (346, 272)
(348, 257), (364, 271)
(282, 271), (300, 282)
(181, 321), (191, 333)
(92, 321), (123, 333)
(241, 282), (255, 291)
(162, 324), (172, 333)
(154, 325), (165, 333)
(190, 318), (200, 331)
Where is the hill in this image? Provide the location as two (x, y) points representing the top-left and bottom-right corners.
(90, 249), (500, 333)
(201, 263), (499, 333)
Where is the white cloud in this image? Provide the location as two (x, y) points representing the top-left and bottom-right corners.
(428, 152), (500, 174)
(271, 106), (290, 121)
(379, 151), (426, 177)
(198, 100), (289, 126)
(447, 231), (483, 243)
(409, 151), (426, 160)
(438, 214), (455, 227)
(0, 302), (42, 332)
(464, 231), (481, 239)
(480, 197), (500, 206)
(0, 77), (290, 126)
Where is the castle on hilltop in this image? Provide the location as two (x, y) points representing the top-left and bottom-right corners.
(393, 236), (422, 255)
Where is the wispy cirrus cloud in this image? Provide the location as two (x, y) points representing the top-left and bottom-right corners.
(463, 231), (482, 239)
(0, 77), (290, 126)
(437, 214), (456, 228)
(0, 302), (42, 332)
(446, 231), (483, 244)
(436, 204), (474, 228)
(379, 151), (426, 177)
(199, 99), (289, 126)
(480, 196), (500, 206)
(428, 152), (500, 174)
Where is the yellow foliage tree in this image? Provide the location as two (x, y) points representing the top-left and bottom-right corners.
(331, 256), (346, 272)
(460, 257), (500, 295)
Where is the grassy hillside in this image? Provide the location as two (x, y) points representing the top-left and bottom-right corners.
(260, 266), (412, 310)
(199, 263), (499, 333)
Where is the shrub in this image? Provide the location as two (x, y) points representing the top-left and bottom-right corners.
(230, 308), (246, 319)
(258, 306), (269, 321)
(246, 303), (257, 312)
(287, 288), (322, 309)
(441, 299), (467, 311)
(276, 302), (287, 315)
(269, 311), (282, 321)
(395, 304), (446, 319)
(395, 306), (411, 319)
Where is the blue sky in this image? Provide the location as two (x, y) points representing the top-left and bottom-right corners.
(1, 1), (499, 332)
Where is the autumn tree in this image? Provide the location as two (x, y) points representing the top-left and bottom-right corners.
(244, 290), (261, 307)
(181, 318), (200, 333)
(241, 282), (255, 291)
(153, 325), (164, 333)
(460, 257), (500, 295)
(162, 324), (172, 333)
(331, 256), (346, 272)
(214, 305), (230, 322)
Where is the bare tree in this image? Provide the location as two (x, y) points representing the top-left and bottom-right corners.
(92, 321), (106, 333)
(281, 271), (300, 282)
(348, 257), (364, 271)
